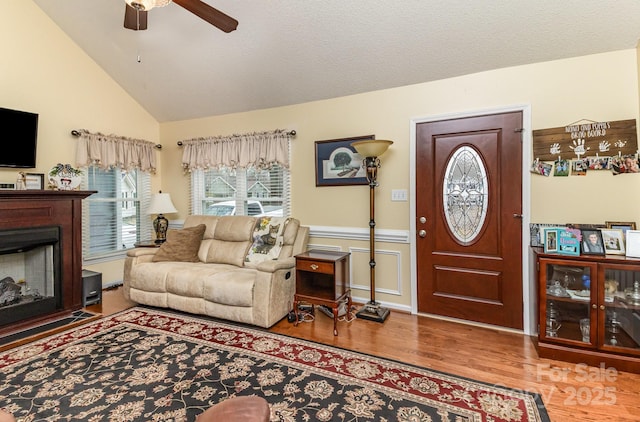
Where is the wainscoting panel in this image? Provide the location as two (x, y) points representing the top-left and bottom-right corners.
(308, 225), (411, 312)
(348, 247), (403, 297)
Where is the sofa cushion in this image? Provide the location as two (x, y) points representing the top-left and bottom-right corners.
(152, 224), (206, 262)
(244, 217), (288, 268)
(129, 262), (174, 292)
(183, 215), (218, 239)
(165, 263), (238, 297)
(203, 269), (256, 307)
(203, 216), (255, 266)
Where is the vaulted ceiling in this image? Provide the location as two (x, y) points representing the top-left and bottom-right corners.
(34, 0), (640, 122)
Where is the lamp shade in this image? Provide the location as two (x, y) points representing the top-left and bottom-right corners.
(125, 0), (171, 11)
(148, 192), (177, 215)
(351, 140), (393, 158)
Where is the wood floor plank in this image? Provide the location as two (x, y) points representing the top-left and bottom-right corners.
(10, 288), (640, 421)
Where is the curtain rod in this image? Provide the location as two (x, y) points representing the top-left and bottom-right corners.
(71, 129), (162, 150)
(176, 130), (297, 146)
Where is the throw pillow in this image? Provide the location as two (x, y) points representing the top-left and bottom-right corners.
(244, 217), (289, 268)
(152, 224), (206, 262)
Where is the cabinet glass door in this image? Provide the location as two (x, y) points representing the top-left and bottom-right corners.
(601, 267), (640, 353)
(543, 261), (594, 344)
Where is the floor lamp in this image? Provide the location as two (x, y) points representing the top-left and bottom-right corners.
(350, 139), (393, 323)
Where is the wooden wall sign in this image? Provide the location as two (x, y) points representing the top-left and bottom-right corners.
(532, 119), (638, 161)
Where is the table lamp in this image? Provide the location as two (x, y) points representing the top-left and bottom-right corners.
(148, 191), (177, 243)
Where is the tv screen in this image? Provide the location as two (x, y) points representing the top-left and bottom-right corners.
(0, 107), (39, 168)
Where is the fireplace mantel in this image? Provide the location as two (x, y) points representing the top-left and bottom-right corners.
(0, 190), (96, 334)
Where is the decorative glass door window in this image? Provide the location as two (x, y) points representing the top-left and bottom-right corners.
(443, 146), (488, 243)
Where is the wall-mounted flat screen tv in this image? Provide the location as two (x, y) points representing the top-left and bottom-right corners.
(0, 107), (39, 168)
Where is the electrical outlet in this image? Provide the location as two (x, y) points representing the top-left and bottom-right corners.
(391, 189), (407, 201)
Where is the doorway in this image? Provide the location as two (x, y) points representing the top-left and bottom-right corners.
(412, 108), (529, 330)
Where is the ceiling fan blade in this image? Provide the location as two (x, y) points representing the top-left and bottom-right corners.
(173, 0), (238, 33)
(124, 4), (148, 31)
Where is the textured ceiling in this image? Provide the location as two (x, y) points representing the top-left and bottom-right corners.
(33, 0), (640, 123)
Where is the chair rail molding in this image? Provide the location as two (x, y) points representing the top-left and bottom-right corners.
(309, 225), (410, 244)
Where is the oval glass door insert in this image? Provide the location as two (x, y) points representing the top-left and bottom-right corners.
(443, 146), (488, 243)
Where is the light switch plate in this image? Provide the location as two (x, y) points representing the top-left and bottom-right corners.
(391, 189), (407, 201)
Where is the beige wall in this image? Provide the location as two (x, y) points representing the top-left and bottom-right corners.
(4, 1), (640, 319)
(1, 0), (160, 283)
(161, 49), (640, 313)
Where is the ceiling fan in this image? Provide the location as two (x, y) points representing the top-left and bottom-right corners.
(124, 0), (238, 33)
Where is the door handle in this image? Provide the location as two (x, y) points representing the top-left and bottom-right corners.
(513, 214), (523, 219)
(418, 230), (426, 238)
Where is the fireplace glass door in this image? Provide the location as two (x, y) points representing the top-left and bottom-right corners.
(0, 226), (61, 327)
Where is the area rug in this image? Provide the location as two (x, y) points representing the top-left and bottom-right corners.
(0, 307), (550, 421)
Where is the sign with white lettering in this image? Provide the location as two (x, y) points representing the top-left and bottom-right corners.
(532, 119), (637, 161)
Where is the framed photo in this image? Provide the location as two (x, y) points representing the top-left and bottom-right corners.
(530, 223), (564, 247)
(601, 229), (626, 255)
(24, 173), (45, 190)
(625, 230), (640, 258)
(543, 228), (559, 253)
(605, 221), (636, 240)
(557, 228), (580, 256)
(580, 229), (606, 256)
(315, 135), (374, 186)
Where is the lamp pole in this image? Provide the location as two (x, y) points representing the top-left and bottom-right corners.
(355, 155), (390, 322)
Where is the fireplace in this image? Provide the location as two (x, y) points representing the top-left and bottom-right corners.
(0, 226), (62, 325)
(0, 190), (95, 334)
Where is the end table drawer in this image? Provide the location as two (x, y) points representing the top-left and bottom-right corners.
(296, 259), (334, 274)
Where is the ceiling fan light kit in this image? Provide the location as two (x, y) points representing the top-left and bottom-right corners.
(123, 0), (238, 33)
(125, 0), (171, 11)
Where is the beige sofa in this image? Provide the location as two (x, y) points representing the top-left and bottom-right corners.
(123, 215), (309, 328)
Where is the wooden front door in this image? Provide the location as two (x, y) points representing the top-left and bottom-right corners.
(416, 111), (523, 329)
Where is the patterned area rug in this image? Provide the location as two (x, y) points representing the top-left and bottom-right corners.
(0, 307), (550, 421)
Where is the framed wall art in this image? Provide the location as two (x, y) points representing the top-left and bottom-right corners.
(601, 229), (626, 255)
(314, 135), (374, 186)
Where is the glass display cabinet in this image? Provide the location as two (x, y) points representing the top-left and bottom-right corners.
(535, 250), (640, 373)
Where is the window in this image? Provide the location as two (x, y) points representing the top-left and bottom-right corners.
(191, 165), (290, 217)
(82, 167), (152, 260)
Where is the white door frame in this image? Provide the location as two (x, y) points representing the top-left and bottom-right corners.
(409, 104), (535, 335)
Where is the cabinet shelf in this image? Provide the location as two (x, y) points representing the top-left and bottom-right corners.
(535, 248), (640, 373)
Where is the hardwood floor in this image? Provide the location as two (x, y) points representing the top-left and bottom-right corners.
(8, 288), (640, 421)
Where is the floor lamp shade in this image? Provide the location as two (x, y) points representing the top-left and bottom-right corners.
(350, 139), (393, 323)
(148, 192), (177, 243)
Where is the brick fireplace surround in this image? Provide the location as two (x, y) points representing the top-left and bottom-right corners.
(0, 190), (95, 336)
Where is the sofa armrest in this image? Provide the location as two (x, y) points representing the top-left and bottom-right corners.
(123, 248), (159, 300)
(256, 257), (295, 272)
(127, 248), (159, 258)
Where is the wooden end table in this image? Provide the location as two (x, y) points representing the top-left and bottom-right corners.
(294, 250), (352, 336)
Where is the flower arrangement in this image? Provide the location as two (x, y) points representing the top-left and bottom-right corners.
(48, 163), (83, 177)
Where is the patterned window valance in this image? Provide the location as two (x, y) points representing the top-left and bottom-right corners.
(180, 129), (292, 171)
(75, 129), (157, 173)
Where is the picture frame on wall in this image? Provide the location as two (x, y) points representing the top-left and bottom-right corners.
(625, 230), (640, 258)
(24, 173), (45, 190)
(601, 229), (626, 255)
(580, 229), (606, 256)
(314, 135), (374, 186)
